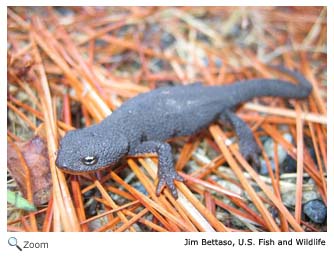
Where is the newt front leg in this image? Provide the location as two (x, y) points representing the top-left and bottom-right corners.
(128, 141), (184, 198)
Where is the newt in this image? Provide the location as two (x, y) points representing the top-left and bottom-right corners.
(55, 67), (312, 198)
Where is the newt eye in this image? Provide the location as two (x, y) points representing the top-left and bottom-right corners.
(82, 156), (98, 166)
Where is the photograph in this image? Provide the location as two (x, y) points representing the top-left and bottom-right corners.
(7, 6), (327, 233)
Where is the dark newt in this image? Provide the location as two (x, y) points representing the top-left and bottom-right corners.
(55, 67), (312, 198)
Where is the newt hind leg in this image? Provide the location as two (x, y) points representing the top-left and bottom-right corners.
(219, 110), (261, 168)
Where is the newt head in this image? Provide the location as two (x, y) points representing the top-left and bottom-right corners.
(55, 126), (129, 173)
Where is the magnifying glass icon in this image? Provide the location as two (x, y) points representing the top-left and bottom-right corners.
(8, 237), (22, 251)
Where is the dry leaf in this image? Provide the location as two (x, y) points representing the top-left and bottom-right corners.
(8, 136), (52, 205)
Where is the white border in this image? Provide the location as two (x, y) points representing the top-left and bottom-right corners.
(327, 5), (333, 235)
(2, 2), (332, 258)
